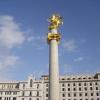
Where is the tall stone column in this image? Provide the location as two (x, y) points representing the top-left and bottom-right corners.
(47, 14), (63, 100)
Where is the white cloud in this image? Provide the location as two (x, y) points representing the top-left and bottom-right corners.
(27, 35), (46, 42)
(63, 64), (73, 73)
(0, 55), (19, 69)
(28, 35), (46, 50)
(34, 36), (45, 42)
(62, 40), (77, 52)
(0, 15), (47, 79)
(0, 15), (30, 80)
(74, 57), (84, 62)
(0, 15), (25, 49)
(0, 15), (26, 70)
(27, 36), (35, 42)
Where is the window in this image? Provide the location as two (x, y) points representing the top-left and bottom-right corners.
(0, 97), (2, 100)
(85, 93), (87, 96)
(46, 94), (48, 97)
(96, 87), (98, 90)
(23, 84), (25, 89)
(84, 87), (87, 91)
(73, 78), (75, 80)
(73, 83), (76, 86)
(37, 84), (39, 89)
(46, 88), (48, 92)
(62, 93), (65, 97)
(79, 87), (81, 91)
(29, 92), (32, 96)
(30, 79), (33, 87)
(90, 83), (92, 86)
(73, 88), (76, 91)
(62, 88), (65, 91)
(46, 84), (48, 87)
(29, 98), (31, 100)
(37, 92), (39, 96)
(22, 91), (25, 96)
(79, 93), (82, 97)
(62, 78), (65, 80)
(83, 77), (86, 79)
(22, 98), (24, 100)
(91, 99), (93, 100)
(13, 97), (16, 100)
(96, 92), (99, 96)
(79, 83), (81, 86)
(68, 84), (70, 86)
(97, 98), (99, 100)
(15, 84), (19, 88)
(7, 97), (8, 100)
(74, 93), (76, 97)
(78, 78), (81, 80)
(88, 77), (91, 79)
(95, 82), (97, 85)
(91, 93), (93, 96)
(62, 84), (65, 87)
(90, 87), (93, 90)
(84, 83), (86, 86)
(68, 93), (70, 97)
(68, 88), (70, 91)
(67, 78), (70, 80)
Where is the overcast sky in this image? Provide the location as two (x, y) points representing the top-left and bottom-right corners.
(0, 0), (100, 80)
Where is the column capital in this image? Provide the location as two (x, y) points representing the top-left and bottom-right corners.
(47, 33), (61, 44)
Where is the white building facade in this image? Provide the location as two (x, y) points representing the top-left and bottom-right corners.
(0, 73), (100, 100)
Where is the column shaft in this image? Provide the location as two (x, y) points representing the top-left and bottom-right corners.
(49, 39), (59, 100)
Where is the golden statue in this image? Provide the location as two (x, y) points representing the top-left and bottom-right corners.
(48, 14), (63, 30)
(47, 14), (63, 44)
